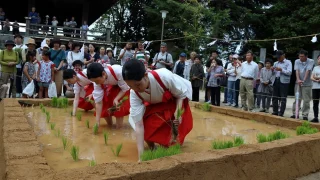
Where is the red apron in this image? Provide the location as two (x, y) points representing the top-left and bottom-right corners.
(135, 71), (193, 147)
(77, 71), (94, 111)
(94, 66), (130, 118)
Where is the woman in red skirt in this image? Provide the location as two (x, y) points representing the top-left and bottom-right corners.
(63, 60), (94, 115)
(122, 60), (193, 161)
(87, 63), (130, 129)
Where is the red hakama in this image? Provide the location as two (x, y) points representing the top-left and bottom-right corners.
(94, 66), (130, 118)
(135, 71), (193, 147)
(77, 83), (94, 111)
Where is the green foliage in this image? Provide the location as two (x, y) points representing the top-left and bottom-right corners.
(89, 159), (96, 167)
(103, 131), (109, 145)
(50, 122), (56, 130)
(76, 112), (82, 121)
(296, 121), (319, 135)
(93, 123), (99, 135)
(257, 131), (289, 143)
(62, 136), (69, 150)
(201, 103), (211, 112)
(86, 119), (90, 129)
(212, 137), (245, 150)
(70, 145), (80, 161)
(141, 144), (181, 161)
(111, 143), (123, 157)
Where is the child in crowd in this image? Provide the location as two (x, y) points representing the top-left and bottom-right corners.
(207, 59), (225, 106)
(122, 60), (193, 161)
(22, 51), (36, 98)
(258, 59), (274, 113)
(87, 63), (130, 129)
(63, 60), (94, 115)
(190, 55), (205, 102)
(254, 62), (264, 108)
(37, 51), (55, 98)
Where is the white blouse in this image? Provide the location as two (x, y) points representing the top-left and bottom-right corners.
(67, 51), (84, 69)
(73, 69), (91, 98)
(92, 65), (130, 103)
(128, 68), (192, 129)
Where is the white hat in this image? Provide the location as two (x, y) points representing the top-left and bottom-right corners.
(106, 48), (112, 51)
(41, 44), (49, 49)
(232, 54), (239, 59)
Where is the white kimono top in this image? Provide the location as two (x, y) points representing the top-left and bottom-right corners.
(128, 68), (192, 129)
(73, 69), (91, 98)
(92, 65), (130, 103)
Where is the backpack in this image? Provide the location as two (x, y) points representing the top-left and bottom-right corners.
(155, 52), (172, 71)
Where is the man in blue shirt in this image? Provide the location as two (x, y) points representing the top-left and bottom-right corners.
(29, 7), (38, 34)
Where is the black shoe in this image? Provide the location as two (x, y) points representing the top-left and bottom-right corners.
(0, 98), (2, 102)
(278, 114), (284, 117)
(290, 115), (297, 119)
(222, 101), (227, 103)
(311, 118), (319, 123)
(272, 112), (278, 116)
(303, 117), (308, 121)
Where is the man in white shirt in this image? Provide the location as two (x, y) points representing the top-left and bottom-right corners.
(152, 42), (173, 70)
(240, 51), (259, 111)
(51, 16), (58, 35)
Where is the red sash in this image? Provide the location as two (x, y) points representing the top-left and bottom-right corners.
(77, 71), (94, 111)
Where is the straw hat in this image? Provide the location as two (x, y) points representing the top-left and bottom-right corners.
(26, 38), (36, 46)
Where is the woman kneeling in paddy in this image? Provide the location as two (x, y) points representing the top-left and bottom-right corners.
(122, 59), (193, 161)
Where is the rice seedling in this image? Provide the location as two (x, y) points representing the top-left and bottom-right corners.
(93, 123), (99, 135)
(76, 112), (82, 121)
(40, 103), (44, 109)
(42, 107), (46, 113)
(70, 145), (80, 161)
(201, 102), (211, 112)
(103, 131), (109, 145)
(51, 97), (58, 107)
(50, 122), (56, 130)
(46, 112), (50, 123)
(108, 96), (129, 114)
(257, 130), (289, 143)
(86, 119), (90, 128)
(57, 98), (63, 108)
(140, 144), (181, 161)
(54, 129), (61, 137)
(62, 98), (69, 108)
(296, 121), (319, 135)
(89, 159), (96, 167)
(211, 137), (245, 150)
(61, 136), (69, 150)
(212, 140), (234, 149)
(111, 143), (123, 157)
(171, 108), (184, 143)
(70, 111), (73, 116)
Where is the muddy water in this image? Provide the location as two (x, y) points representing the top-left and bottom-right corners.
(24, 106), (295, 171)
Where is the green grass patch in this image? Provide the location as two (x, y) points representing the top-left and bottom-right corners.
(111, 143), (123, 157)
(46, 112), (50, 123)
(76, 112), (82, 121)
(201, 102), (211, 112)
(212, 136), (245, 150)
(257, 130), (289, 143)
(89, 159), (96, 167)
(93, 123), (99, 135)
(296, 121), (319, 135)
(86, 119), (90, 128)
(51, 97), (58, 107)
(42, 107), (46, 113)
(140, 144), (181, 161)
(40, 103), (44, 109)
(50, 122), (56, 130)
(70, 145), (80, 161)
(62, 136), (70, 150)
(103, 131), (109, 145)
